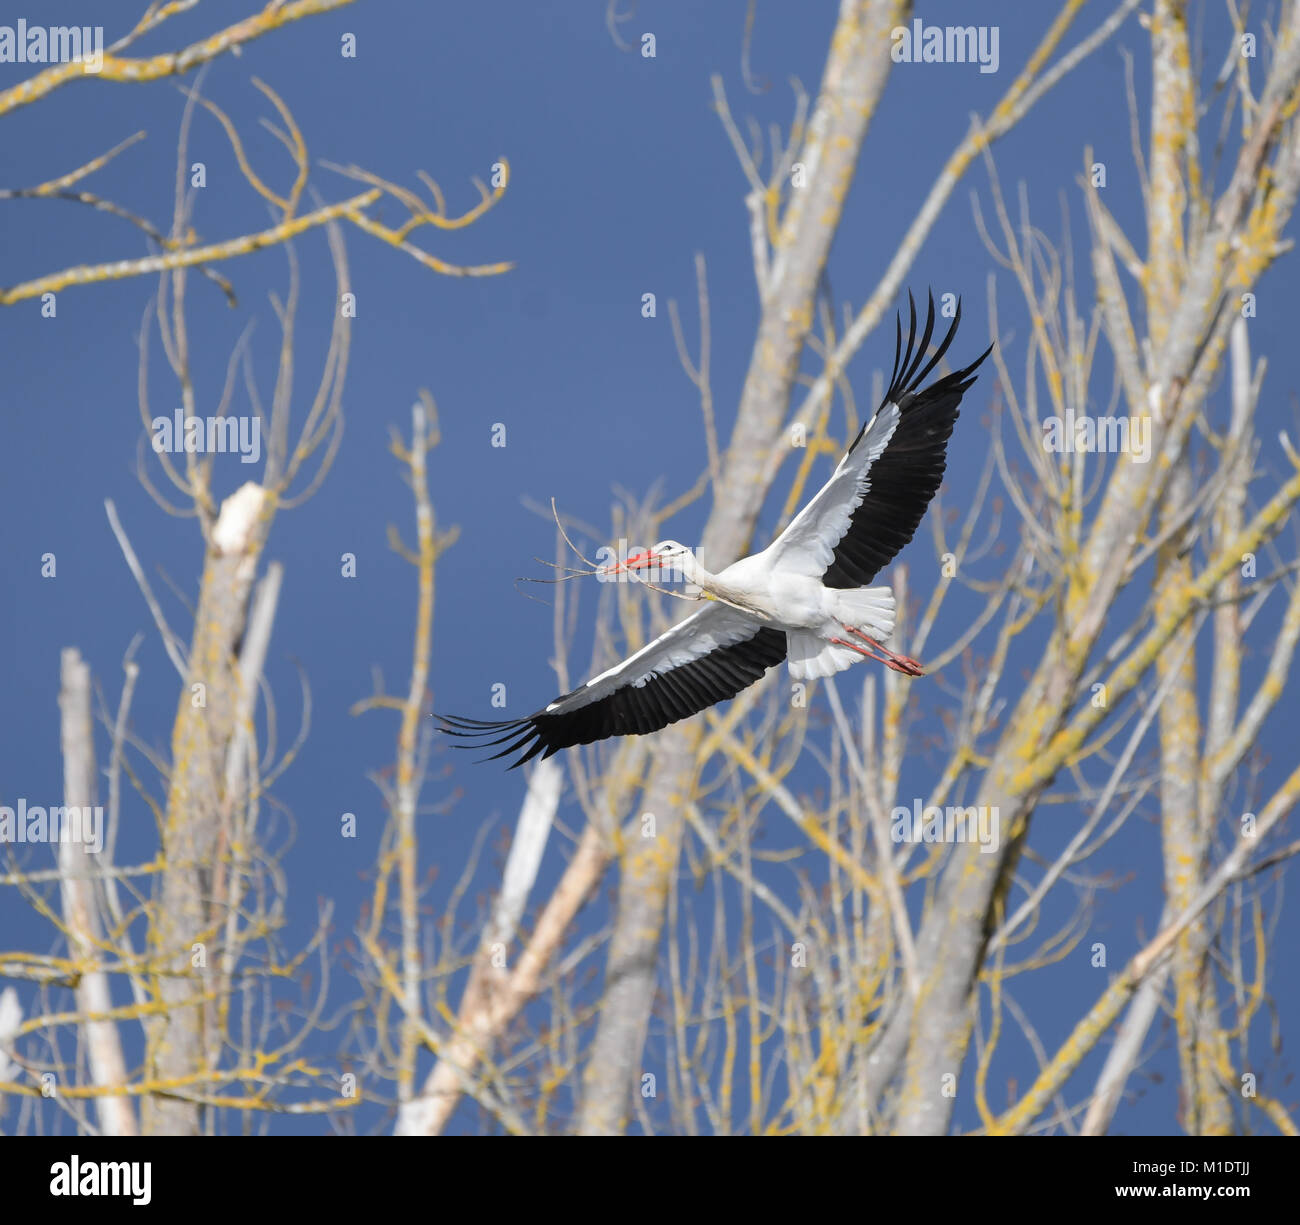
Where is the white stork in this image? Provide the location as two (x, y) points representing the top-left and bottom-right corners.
(440, 293), (991, 768)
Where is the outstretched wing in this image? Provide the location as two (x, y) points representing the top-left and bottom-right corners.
(437, 603), (786, 768)
(764, 292), (992, 588)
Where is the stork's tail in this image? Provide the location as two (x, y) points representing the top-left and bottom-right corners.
(832, 585), (897, 639)
(786, 586), (900, 680)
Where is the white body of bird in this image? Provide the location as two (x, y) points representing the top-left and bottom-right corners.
(655, 546), (898, 681)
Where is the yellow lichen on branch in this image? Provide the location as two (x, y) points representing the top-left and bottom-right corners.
(0, 0), (359, 118)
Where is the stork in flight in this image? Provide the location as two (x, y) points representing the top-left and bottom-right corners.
(441, 293), (991, 768)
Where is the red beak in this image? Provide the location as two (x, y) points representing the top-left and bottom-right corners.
(603, 549), (657, 576)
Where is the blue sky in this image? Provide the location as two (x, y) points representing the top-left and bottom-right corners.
(1, 1), (1296, 1135)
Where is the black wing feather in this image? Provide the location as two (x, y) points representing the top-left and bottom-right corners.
(437, 626), (787, 769)
(823, 292), (992, 589)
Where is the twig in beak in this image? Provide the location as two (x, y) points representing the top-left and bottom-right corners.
(515, 557), (600, 605)
(640, 580), (707, 604)
(551, 497), (603, 570)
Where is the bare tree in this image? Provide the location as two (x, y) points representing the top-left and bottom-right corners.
(0, 2), (507, 1135)
(5, 0), (1298, 1139)
(403, 0), (1300, 1136)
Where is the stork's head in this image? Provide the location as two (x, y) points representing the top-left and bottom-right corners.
(602, 539), (696, 579)
(646, 540), (693, 569)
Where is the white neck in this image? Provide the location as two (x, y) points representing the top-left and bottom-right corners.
(678, 550), (709, 586)
(682, 552), (767, 619)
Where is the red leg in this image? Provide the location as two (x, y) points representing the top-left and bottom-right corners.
(840, 625), (925, 676)
(829, 635), (918, 676)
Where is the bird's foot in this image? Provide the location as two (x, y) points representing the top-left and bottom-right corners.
(840, 626), (925, 676)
